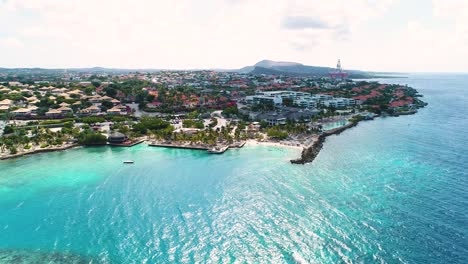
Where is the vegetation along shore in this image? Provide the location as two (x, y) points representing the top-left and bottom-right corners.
(0, 68), (426, 162)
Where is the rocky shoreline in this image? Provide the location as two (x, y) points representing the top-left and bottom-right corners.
(0, 144), (80, 160)
(290, 121), (359, 165)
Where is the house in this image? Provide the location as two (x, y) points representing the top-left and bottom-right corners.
(78, 105), (101, 116)
(246, 122), (261, 133)
(57, 106), (73, 114)
(85, 105), (101, 114)
(147, 102), (162, 108)
(100, 96), (113, 101)
(51, 88), (68, 95)
(27, 96), (38, 103)
(67, 90), (83, 97)
(87, 95), (102, 105)
(110, 99), (121, 105)
(45, 109), (63, 118)
(8, 81), (22, 87)
(11, 108), (32, 117)
(28, 106), (38, 115)
(107, 106), (127, 115)
(0, 99), (13, 107)
(0, 87), (11, 93)
(78, 81), (92, 86)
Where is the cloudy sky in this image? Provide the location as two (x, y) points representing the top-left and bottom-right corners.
(0, 0), (467, 72)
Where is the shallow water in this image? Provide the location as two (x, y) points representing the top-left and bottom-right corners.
(322, 120), (349, 131)
(0, 74), (467, 263)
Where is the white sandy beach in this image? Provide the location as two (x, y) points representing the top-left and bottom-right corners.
(244, 139), (304, 149)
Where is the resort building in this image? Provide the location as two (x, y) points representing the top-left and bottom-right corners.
(255, 90), (311, 100)
(323, 98), (356, 108)
(245, 95), (283, 107)
(257, 113), (287, 126)
(293, 98), (318, 108)
(246, 91), (312, 107)
(107, 132), (128, 144)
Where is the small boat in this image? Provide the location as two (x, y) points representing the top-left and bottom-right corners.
(123, 160), (134, 164)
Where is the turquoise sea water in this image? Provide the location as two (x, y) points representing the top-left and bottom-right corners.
(1, 74), (467, 263)
(322, 120), (349, 131)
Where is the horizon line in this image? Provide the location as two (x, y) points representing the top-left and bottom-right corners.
(0, 66), (467, 75)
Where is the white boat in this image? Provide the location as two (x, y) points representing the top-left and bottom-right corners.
(123, 160), (134, 164)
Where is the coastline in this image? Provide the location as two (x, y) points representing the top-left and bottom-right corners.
(0, 111), (421, 163)
(244, 139), (303, 150)
(290, 121), (360, 165)
(0, 144), (81, 161)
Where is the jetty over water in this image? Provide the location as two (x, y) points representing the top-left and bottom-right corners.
(148, 141), (245, 154)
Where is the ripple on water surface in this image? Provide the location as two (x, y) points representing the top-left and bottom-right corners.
(1, 75), (468, 263)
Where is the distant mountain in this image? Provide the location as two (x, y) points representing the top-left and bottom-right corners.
(237, 59), (371, 78)
(250, 66), (287, 76)
(0, 62), (395, 78)
(254, 60), (302, 68)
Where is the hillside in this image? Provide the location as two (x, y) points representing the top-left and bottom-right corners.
(238, 59), (371, 78)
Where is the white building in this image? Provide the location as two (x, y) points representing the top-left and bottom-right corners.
(323, 98), (356, 108)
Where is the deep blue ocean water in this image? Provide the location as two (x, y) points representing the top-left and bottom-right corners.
(0, 74), (467, 263)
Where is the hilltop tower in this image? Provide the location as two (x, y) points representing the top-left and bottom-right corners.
(329, 59), (348, 79)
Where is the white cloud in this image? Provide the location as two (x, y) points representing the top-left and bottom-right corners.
(0, 37), (23, 48)
(279, 0), (397, 49)
(432, 0), (468, 44)
(0, 0), (466, 72)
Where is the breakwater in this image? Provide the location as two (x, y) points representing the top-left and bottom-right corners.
(291, 121), (358, 164)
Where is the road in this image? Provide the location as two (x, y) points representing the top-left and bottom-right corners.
(0, 121), (5, 136)
(211, 110), (227, 130)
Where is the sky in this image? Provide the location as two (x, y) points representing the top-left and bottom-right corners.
(0, 0), (467, 72)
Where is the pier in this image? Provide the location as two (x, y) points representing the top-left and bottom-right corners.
(148, 141), (246, 154)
